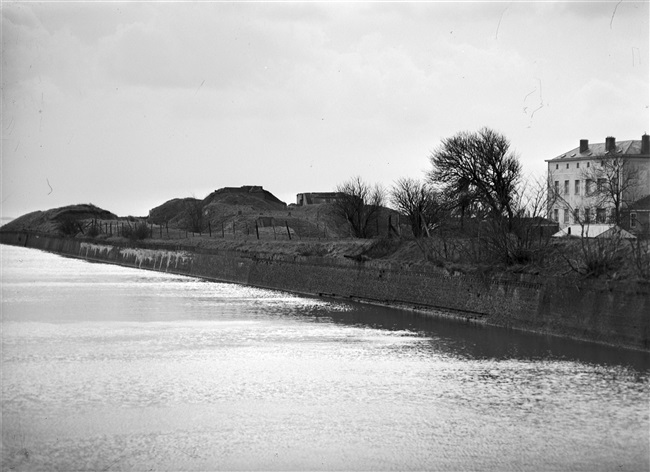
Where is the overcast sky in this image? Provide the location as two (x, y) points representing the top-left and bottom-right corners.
(2, 1), (648, 218)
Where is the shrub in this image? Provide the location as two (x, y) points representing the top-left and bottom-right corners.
(628, 239), (650, 280)
(479, 217), (552, 266)
(57, 216), (80, 236)
(84, 220), (102, 238)
(86, 223), (100, 238)
(122, 221), (150, 240)
(360, 237), (401, 259)
(564, 234), (625, 278)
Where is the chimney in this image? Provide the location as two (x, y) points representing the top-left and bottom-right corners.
(642, 134), (650, 154)
(579, 139), (589, 153)
(605, 136), (616, 152)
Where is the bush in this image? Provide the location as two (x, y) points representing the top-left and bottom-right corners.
(86, 223), (100, 238)
(564, 235), (625, 279)
(57, 216), (80, 236)
(122, 221), (150, 240)
(479, 217), (553, 266)
(628, 239), (650, 280)
(360, 237), (401, 259)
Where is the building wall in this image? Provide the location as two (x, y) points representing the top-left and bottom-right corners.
(622, 208), (650, 236)
(630, 210), (650, 236)
(296, 192), (345, 206)
(548, 154), (650, 228)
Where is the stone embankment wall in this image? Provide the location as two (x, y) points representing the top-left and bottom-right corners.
(2, 231), (648, 351)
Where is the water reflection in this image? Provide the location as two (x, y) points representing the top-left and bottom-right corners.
(2, 245), (649, 471)
(305, 299), (650, 372)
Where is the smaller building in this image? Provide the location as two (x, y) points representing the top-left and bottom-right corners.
(621, 195), (650, 237)
(296, 192), (346, 206)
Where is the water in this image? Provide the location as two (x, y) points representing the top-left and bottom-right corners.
(1, 244), (648, 471)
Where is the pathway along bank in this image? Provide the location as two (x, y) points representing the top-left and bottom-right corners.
(2, 231), (648, 351)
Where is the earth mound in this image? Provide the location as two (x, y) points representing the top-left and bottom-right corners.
(149, 186), (287, 228)
(204, 186), (286, 210)
(1, 204), (117, 234)
(149, 198), (201, 225)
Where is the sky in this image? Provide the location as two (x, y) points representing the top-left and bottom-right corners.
(1, 1), (648, 218)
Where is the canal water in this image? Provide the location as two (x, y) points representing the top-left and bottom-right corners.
(1, 244), (648, 471)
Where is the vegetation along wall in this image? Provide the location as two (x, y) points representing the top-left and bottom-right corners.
(2, 231), (648, 351)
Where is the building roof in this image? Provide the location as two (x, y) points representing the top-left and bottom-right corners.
(628, 195), (650, 211)
(552, 224), (636, 239)
(546, 138), (649, 162)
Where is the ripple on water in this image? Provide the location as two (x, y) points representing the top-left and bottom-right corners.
(1, 245), (649, 471)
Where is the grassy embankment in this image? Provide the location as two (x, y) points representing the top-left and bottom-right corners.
(3, 200), (649, 283)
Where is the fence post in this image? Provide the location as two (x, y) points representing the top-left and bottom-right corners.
(209, 222), (212, 237)
(286, 221), (291, 240)
(255, 221), (259, 240)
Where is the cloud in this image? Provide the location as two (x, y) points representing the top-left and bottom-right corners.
(96, 4), (329, 92)
(2, 3), (40, 29)
(1, 2), (648, 218)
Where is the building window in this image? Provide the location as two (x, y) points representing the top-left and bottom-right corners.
(587, 162), (590, 168)
(555, 164), (559, 170)
(566, 163), (569, 169)
(574, 180), (580, 195)
(554, 181), (559, 195)
(564, 180), (569, 195)
(596, 208), (606, 223)
(576, 162), (580, 168)
(585, 179), (593, 195)
(597, 178), (607, 192)
(553, 208), (559, 222)
(573, 209), (580, 223)
(631, 212), (637, 228)
(563, 209), (570, 224)
(584, 207), (591, 223)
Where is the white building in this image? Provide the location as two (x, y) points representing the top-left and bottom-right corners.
(546, 135), (650, 228)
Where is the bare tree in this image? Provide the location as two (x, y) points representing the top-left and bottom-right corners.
(333, 176), (385, 238)
(491, 173), (558, 264)
(515, 173), (556, 219)
(428, 127), (522, 229)
(545, 169), (629, 276)
(581, 156), (642, 225)
(182, 197), (205, 233)
(390, 177), (442, 238)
